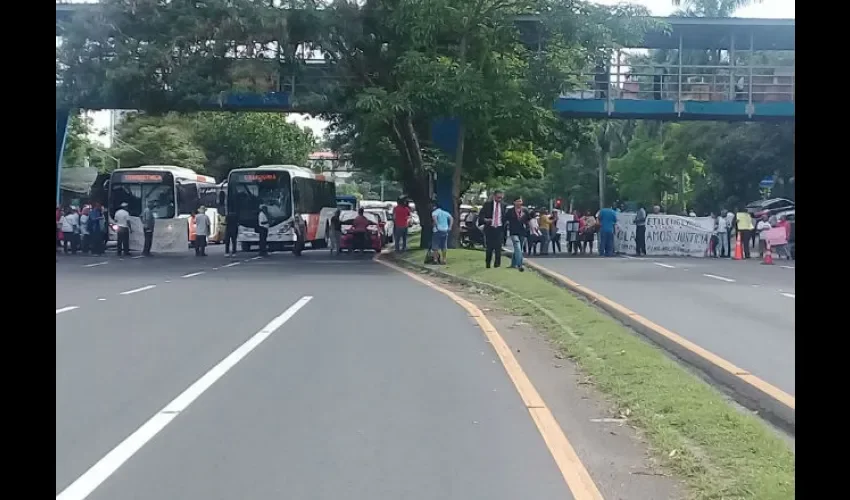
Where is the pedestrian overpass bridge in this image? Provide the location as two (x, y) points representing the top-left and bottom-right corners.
(56, 2), (794, 122)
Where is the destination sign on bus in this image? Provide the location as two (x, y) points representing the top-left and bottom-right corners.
(114, 173), (165, 183)
(233, 173), (279, 182)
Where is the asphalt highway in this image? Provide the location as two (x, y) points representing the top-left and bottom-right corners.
(56, 249), (575, 500)
(531, 254), (795, 395)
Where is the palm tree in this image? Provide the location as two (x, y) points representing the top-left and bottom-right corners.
(671, 0), (763, 17)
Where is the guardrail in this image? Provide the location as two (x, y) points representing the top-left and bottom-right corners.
(561, 64), (795, 104)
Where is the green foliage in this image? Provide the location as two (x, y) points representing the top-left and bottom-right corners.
(112, 124), (207, 173)
(62, 113), (94, 168)
(191, 112), (315, 177)
(107, 112), (315, 179)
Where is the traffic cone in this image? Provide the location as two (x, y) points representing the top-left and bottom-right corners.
(762, 240), (773, 265)
(733, 232), (743, 260)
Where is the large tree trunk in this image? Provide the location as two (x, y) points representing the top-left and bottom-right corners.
(389, 113), (433, 249)
(449, 34), (468, 248)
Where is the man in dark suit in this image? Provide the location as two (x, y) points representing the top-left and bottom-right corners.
(478, 190), (506, 268)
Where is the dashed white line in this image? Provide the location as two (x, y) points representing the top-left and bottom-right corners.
(97, 298), (107, 301)
(703, 273), (736, 283)
(780, 265), (795, 270)
(55, 295), (314, 500)
(84, 261), (108, 268)
(248, 256), (262, 261)
(56, 306), (79, 315)
(780, 292), (795, 299)
(181, 271), (205, 278)
(119, 285), (156, 295)
(222, 262), (240, 268)
(653, 262), (675, 269)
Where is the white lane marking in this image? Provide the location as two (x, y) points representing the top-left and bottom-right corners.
(248, 256), (262, 261)
(131, 255), (144, 259)
(181, 271), (205, 278)
(83, 261), (108, 268)
(703, 273), (736, 283)
(55, 296), (313, 500)
(222, 262), (240, 268)
(653, 262), (675, 269)
(781, 292), (795, 299)
(119, 285), (156, 295)
(56, 306), (79, 315)
(780, 265), (795, 270)
(164, 280), (171, 283)
(97, 298), (107, 301)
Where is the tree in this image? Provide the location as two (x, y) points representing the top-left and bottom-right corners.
(112, 124), (207, 172)
(190, 112), (316, 179)
(62, 113), (95, 168)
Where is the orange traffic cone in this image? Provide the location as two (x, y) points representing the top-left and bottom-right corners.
(762, 240), (773, 265)
(733, 232), (743, 260)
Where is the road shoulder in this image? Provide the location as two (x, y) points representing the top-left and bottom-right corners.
(438, 274), (684, 499)
(386, 248), (795, 500)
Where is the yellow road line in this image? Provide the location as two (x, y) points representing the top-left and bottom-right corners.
(376, 257), (605, 500)
(526, 260), (795, 411)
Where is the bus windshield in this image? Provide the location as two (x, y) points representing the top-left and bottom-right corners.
(227, 171), (292, 227)
(109, 171), (176, 218)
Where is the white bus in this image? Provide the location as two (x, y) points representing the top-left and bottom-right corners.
(107, 166), (218, 250)
(226, 165), (337, 255)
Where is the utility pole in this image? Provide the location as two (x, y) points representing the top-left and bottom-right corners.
(597, 122), (609, 210)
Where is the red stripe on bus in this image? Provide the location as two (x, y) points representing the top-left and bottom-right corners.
(306, 214), (321, 241)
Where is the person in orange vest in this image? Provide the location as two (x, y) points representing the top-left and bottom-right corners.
(188, 211), (197, 249)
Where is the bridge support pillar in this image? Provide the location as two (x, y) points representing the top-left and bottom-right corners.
(430, 117), (459, 248)
(56, 109), (71, 205)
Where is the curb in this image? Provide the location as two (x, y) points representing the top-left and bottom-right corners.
(504, 250), (795, 434)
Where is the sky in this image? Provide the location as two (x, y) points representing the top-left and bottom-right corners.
(82, 0), (795, 146)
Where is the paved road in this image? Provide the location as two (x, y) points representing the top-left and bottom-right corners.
(56, 249), (574, 500)
(531, 254), (795, 395)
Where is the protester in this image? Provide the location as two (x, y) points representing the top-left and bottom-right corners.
(538, 208), (551, 255)
(60, 207), (80, 254)
(526, 211), (541, 255)
(478, 190), (506, 268)
(328, 209), (342, 256)
(79, 207), (91, 254)
(392, 197), (411, 252)
(88, 203), (105, 256)
(715, 210), (729, 257)
(597, 205), (617, 257)
(430, 202), (453, 265)
(774, 215), (792, 260)
(257, 205), (270, 256)
(550, 209), (562, 254)
(505, 198), (530, 271)
(194, 206), (210, 256)
(755, 214), (771, 258)
(224, 207), (239, 258)
(141, 200), (156, 257)
(634, 204), (647, 256)
(581, 210), (597, 254)
(733, 207), (754, 259)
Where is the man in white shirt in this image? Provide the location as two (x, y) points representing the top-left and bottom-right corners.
(715, 211), (729, 257)
(114, 202), (131, 256)
(60, 208), (81, 254)
(257, 205), (270, 256)
(193, 206), (211, 256)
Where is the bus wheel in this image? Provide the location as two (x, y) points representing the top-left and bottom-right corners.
(241, 243), (252, 252)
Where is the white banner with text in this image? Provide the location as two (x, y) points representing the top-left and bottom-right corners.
(615, 213), (715, 257)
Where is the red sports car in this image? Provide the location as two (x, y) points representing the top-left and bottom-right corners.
(339, 211), (384, 253)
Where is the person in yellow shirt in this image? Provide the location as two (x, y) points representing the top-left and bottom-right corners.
(733, 208), (754, 258)
(538, 208), (552, 255)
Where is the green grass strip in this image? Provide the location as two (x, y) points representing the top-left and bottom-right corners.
(396, 238), (794, 500)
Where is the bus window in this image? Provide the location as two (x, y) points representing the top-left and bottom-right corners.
(177, 183), (200, 214)
(110, 183), (175, 218)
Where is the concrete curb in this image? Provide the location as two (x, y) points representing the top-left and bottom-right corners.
(503, 250), (795, 435)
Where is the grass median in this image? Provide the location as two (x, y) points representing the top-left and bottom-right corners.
(392, 237), (794, 500)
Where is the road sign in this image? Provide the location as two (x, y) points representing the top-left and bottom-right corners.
(759, 176), (775, 189)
